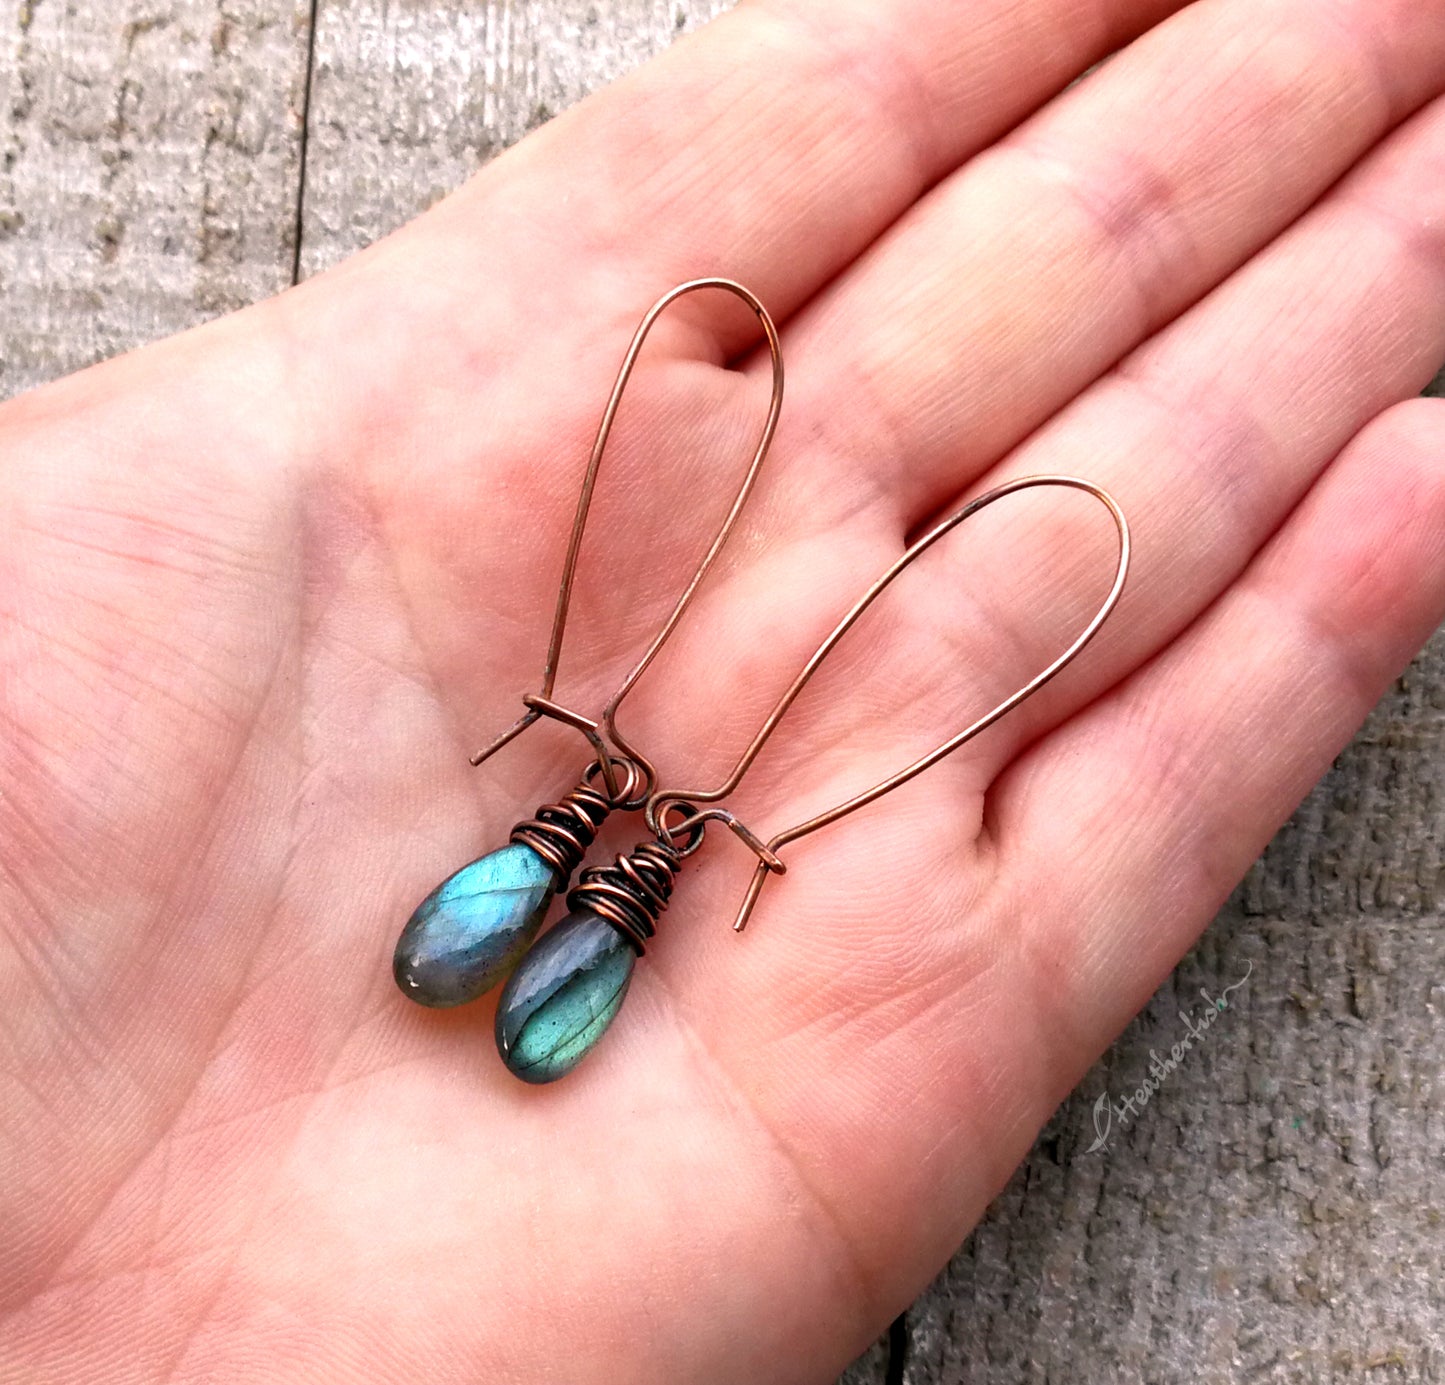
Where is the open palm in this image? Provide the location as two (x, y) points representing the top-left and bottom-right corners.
(4, 1), (1445, 1381)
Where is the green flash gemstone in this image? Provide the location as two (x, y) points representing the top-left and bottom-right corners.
(495, 909), (635, 1084)
(393, 843), (558, 1007)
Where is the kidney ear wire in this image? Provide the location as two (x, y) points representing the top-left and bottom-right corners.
(646, 474), (1131, 932)
(393, 281), (783, 1016)
(489, 472), (1128, 1084)
(469, 277), (785, 805)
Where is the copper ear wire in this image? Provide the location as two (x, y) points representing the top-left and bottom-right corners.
(470, 279), (785, 805)
(644, 474), (1131, 931)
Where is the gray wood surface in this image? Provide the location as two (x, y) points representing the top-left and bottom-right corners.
(0, 0), (311, 396)
(2, 6), (1443, 1383)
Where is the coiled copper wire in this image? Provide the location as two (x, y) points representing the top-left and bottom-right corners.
(509, 757), (643, 880)
(567, 839), (684, 955)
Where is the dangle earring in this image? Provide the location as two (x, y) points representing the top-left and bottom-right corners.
(392, 279), (785, 1007)
(494, 476), (1131, 1082)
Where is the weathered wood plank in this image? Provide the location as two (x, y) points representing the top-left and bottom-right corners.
(298, 0), (734, 276)
(0, 0), (310, 397)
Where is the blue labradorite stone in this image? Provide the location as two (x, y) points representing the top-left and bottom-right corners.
(394, 843), (559, 1007)
(495, 909), (636, 1084)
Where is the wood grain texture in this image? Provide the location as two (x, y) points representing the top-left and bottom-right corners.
(0, 0), (311, 396)
(299, 0), (733, 275)
(2, 5), (1443, 1383)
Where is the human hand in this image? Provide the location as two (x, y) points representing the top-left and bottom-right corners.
(3, 0), (1444, 1380)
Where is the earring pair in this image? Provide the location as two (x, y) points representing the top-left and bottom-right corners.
(392, 279), (1129, 1085)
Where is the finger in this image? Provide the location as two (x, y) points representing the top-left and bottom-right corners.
(350, 0), (1189, 357)
(697, 85), (1445, 834)
(990, 395), (1445, 1072)
(936, 90), (1445, 782)
(775, 0), (1445, 520)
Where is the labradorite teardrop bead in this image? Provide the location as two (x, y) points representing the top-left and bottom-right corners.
(394, 843), (559, 1007)
(495, 909), (635, 1083)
